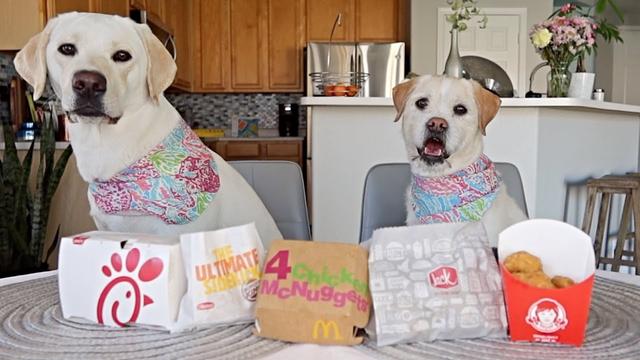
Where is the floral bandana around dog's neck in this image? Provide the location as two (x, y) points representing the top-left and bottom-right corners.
(410, 154), (501, 224)
(89, 121), (220, 225)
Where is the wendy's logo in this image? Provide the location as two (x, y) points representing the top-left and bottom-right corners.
(526, 298), (569, 333)
(96, 248), (163, 326)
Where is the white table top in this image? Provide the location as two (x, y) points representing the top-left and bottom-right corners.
(1, 269), (637, 360)
(300, 97), (640, 114)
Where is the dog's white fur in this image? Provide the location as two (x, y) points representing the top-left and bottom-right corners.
(14, 13), (283, 245)
(393, 75), (527, 246)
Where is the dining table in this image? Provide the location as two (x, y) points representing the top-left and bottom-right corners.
(1, 269), (639, 359)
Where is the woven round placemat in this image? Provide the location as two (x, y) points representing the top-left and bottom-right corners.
(358, 276), (640, 359)
(0, 275), (287, 360)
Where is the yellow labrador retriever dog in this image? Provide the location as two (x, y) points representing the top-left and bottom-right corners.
(14, 13), (283, 244)
(393, 75), (526, 246)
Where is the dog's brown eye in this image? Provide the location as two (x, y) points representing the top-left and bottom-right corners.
(453, 104), (467, 115)
(112, 50), (132, 62)
(58, 44), (77, 56)
(415, 97), (429, 109)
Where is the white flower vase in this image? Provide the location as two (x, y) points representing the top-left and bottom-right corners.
(568, 72), (595, 99)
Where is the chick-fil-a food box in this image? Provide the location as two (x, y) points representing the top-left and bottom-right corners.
(498, 219), (595, 346)
(58, 231), (185, 329)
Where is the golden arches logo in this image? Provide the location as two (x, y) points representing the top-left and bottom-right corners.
(312, 320), (343, 340)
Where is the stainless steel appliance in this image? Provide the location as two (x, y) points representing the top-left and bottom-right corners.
(306, 42), (405, 97)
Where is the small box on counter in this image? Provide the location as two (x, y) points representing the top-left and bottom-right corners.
(254, 240), (371, 345)
(58, 231), (185, 330)
(498, 219), (595, 346)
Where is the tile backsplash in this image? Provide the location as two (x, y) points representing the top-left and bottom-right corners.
(0, 51), (305, 130)
(165, 92), (306, 129)
(0, 53), (18, 125)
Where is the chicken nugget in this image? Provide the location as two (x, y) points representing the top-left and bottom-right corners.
(513, 271), (555, 289)
(551, 275), (575, 289)
(504, 251), (542, 273)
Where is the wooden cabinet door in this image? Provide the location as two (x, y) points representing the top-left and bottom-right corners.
(93, 0), (129, 17)
(0, 0), (44, 50)
(306, 0), (354, 42)
(131, 0), (146, 10)
(146, 0), (166, 24)
(47, 0), (91, 18)
(194, 0), (229, 91)
(267, 0), (305, 91)
(229, 0), (267, 91)
(355, 0), (398, 42)
(166, 0), (193, 90)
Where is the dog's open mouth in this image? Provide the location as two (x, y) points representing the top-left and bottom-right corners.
(418, 136), (449, 163)
(67, 107), (121, 124)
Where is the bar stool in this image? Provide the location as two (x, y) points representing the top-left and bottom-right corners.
(581, 175), (640, 274)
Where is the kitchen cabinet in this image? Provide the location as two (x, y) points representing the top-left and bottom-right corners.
(267, 0), (306, 91)
(306, 0), (407, 43)
(306, 0), (353, 42)
(46, 0), (129, 18)
(166, 0), (193, 90)
(229, 0), (267, 91)
(194, 0), (230, 91)
(208, 138), (305, 168)
(193, 0), (305, 93)
(0, 0), (45, 50)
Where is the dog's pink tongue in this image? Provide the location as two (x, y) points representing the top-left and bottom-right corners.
(424, 139), (444, 157)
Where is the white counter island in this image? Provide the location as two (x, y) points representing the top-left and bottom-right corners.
(303, 97), (640, 243)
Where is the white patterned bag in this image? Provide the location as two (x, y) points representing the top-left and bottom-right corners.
(174, 223), (265, 331)
(367, 222), (507, 346)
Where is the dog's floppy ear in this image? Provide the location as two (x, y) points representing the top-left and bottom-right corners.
(472, 81), (501, 135)
(135, 24), (177, 101)
(392, 79), (417, 122)
(14, 17), (60, 100)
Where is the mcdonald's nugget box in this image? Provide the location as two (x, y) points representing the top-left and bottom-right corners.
(498, 219), (595, 346)
(58, 232), (186, 330)
(254, 240), (371, 345)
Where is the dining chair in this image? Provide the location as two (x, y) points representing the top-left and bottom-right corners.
(229, 160), (311, 241)
(359, 162), (529, 243)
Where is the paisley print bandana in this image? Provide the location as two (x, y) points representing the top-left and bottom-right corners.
(90, 121), (220, 225)
(410, 154), (501, 224)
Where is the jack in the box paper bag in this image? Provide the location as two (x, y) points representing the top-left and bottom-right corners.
(367, 222), (507, 346)
(175, 223), (265, 330)
(58, 232), (185, 329)
(254, 240), (371, 345)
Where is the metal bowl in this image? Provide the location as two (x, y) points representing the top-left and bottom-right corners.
(309, 72), (370, 97)
(460, 56), (514, 97)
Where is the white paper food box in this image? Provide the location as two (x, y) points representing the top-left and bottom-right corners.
(58, 231), (186, 329)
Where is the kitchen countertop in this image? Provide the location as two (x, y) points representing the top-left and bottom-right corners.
(301, 97), (640, 114)
(200, 136), (305, 142)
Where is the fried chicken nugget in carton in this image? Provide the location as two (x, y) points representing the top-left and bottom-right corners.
(498, 219), (595, 346)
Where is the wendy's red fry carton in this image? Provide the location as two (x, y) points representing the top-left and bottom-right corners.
(58, 232), (185, 329)
(498, 219), (595, 346)
(254, 240), (371, 345)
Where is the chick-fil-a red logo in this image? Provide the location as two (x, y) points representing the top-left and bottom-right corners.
(96, 248), (163, 327)
(428, 266), (459, 289)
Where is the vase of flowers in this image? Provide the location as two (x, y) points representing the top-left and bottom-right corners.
(530, 1), (623, 98)
(444, 0), (487, 78)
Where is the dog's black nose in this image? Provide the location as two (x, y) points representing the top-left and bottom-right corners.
(427, 117), (448, 132)
(72, 71), (107, 98)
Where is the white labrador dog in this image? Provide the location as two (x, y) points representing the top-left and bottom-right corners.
(14, 12), (283, 244)
(393, 75), (526, 246)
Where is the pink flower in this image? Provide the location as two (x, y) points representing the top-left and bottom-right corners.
(560, 3), (574, 14)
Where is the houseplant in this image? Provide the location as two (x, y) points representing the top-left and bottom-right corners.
(444, 0), (488, 78)
(565, 1), (624, 98)
(0, 99), (73, 277)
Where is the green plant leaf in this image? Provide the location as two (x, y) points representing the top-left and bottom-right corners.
(45, 224), (61, 265)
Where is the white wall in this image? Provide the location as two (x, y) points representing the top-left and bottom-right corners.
(411, 0), (553, 94)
